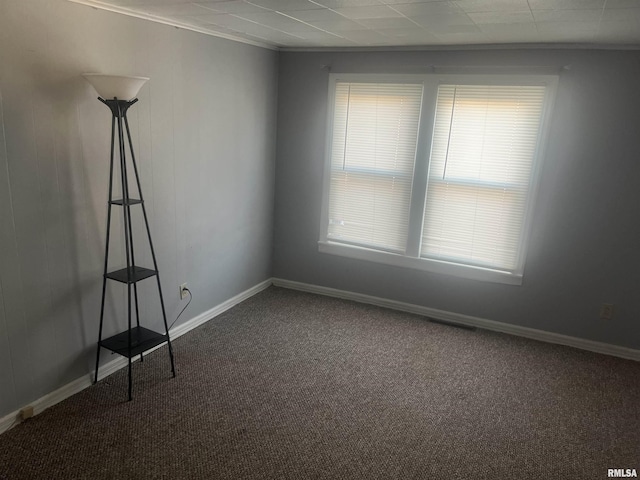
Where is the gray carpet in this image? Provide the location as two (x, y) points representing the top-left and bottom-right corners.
(1, 286), (638, 479)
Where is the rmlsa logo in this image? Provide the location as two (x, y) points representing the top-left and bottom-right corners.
(608, 469), (638, 478)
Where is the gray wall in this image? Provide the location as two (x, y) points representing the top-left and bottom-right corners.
(0, 0), (278, 418)
(273, 49), (640, 350)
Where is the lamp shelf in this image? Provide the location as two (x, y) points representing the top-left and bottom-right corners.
(110, 198), (142, 206)
(100, 326), (168, 358)
(105, 266), (158, 284)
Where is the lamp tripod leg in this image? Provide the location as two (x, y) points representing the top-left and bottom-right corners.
(95, 116), (117, 385)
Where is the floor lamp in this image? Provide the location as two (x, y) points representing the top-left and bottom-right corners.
(83, 74), (176, 401)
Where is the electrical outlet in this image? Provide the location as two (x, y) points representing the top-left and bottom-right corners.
(600, 303), (614, 320)
(179, 283), (188, 300)
(20, 406), (34, 420)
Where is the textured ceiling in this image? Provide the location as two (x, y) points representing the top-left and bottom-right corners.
(71, 0), (640, 49)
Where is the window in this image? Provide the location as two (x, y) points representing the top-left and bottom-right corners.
(327, 82), (423, 252)
(319, 74), (557, 285)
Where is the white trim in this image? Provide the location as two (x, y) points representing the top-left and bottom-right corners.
(280, 43), (640, 52)
(318, 241), (523, 285)
(3, 275), (637, 435)
(67, 0), (276, 51)
(0, 374), (87, 434)
(318, 76), (336, 245)
(169, 279), (272, 339)
(272, 278), (640, 362)
(0, 278), (272, 435)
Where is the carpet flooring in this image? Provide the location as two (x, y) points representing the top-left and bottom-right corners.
(1, 286), (639, 479)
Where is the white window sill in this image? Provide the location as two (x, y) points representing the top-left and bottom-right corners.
(318, 241), (523, 286)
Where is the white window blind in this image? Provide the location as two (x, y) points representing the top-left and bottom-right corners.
(421, 84), (547, 272)
(327, 82), (423, 252)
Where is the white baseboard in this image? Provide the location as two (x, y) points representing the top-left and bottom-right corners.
(272, 278), (640, 362)
(168, 278), (272, 340)
(0, 278), (273, 435)
(3, 275), (636, 435)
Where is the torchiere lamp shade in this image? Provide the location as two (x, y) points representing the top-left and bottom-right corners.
(83, 74), (149, 100)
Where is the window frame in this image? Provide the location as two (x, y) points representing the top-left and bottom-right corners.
(319, 72), (558, 285)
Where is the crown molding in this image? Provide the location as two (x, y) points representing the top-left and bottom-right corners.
(68, 0), (277, 51)
(280, 42), (640, 52)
